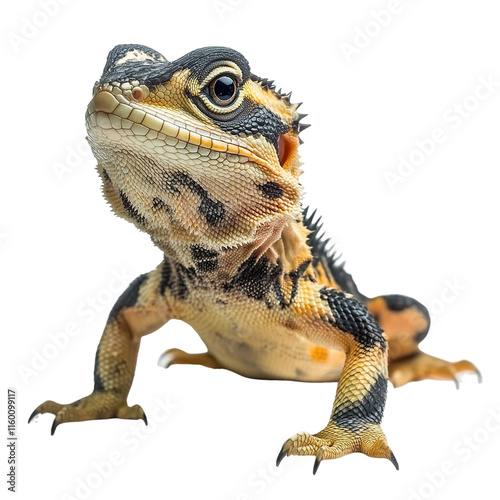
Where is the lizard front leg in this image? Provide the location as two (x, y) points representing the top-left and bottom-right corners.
(29, 265), (171, 434)
(277, 287), (397, 473)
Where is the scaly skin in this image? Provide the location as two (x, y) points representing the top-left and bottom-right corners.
(30, 45), (480, 473)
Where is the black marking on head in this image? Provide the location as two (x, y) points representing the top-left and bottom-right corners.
(100, 44), (170, 85)
(191, 245), (219, 272)
(172, 172), (225, 226)
(152, 197), (169, 211)
(101, 44), (250, 89)
(199, 198), (225, 227)
(303, 206), (367, 302)
(257, 182), (284, 199)
(175, 46), (250, 84)
(119, 191), (146, 226)
(102, 169), (111, 182)
(332, 373), (387, 429)
(204, 100), (288, 152)
(108, 273), (149, 321)
(93, 346), (105, 392)
(320, 288), (386, 350)
(100, 45), (291, 153)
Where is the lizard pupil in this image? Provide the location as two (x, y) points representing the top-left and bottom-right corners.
(209, 75), (237, 105)
(214, 76), (235, 100)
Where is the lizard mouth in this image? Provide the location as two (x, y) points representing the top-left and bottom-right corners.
(86, 89), (269, 168)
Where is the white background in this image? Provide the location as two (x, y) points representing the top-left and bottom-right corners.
(3, 1), (500, 499)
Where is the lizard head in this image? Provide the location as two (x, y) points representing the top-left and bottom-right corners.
(86, 44), (308, 251)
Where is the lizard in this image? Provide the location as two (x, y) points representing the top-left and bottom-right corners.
(29, 44), (481, 473)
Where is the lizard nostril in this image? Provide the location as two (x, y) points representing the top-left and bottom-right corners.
(132, 87), (144, 101)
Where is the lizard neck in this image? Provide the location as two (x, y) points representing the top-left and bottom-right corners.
(217, 215), (314, 280)
(153, 214), (314, 282)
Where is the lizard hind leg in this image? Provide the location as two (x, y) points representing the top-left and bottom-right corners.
(158, 349), (224, 370)
(388, 350), (481, 389)
(366, 294), (481, 388)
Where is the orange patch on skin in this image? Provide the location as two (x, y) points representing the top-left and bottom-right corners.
(366, 297), (429, 360)
(309, 345), (329, 363)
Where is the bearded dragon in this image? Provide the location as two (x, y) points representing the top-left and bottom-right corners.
(29, 44), (480, 473)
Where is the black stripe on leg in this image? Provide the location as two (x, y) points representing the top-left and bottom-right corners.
(93, 346), (105, 392)
(320, 288), (386, 350)
(108, 273), (149, 321)
(332, 373), (387, 429)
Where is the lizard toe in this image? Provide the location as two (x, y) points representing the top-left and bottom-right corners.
(278, 422), (397, 473)
(29, 392), (147, 434)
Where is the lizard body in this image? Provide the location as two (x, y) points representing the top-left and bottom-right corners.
(30, 45), (480, 472)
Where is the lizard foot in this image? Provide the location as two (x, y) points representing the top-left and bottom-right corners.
(28, 392), (147, 435)
(389, 350), (481, 389)
(276, 422), (398, 474)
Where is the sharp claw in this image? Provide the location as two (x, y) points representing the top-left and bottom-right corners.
(50, 419), (59, 436)
(28, 408), (39, 424)
(141, 413), (148, 426)
(312, 458), (321, 475)
(276, 447), (287, 467)
(390, 451), (399, 470)
(475, 368), (483, 384)
(157, 353), (170, 369)
(158, 351), (175, 369)
(453, 376), (460, 390)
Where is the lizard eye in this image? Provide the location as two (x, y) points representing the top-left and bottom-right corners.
(208, 74), (238, 106)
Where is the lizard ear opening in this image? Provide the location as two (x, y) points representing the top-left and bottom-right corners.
(278, 133), (294, 168)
